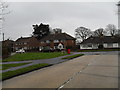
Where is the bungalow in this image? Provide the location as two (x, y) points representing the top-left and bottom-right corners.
(39, 33), (76, 50)
(13, 36), (40, 51)
(80, 36), (120, 49)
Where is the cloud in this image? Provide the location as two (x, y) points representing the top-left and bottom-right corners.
(3, 2), (118, 40)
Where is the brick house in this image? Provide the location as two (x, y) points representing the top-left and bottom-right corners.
(2, 39), (14, 58)
(80, 36), (120, 49)
(39, 33), (76, 50)
(13, 36), (40, 51)
(2, 39), (14, 52)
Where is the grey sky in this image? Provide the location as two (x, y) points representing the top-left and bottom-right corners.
(2, 2), (118, 40)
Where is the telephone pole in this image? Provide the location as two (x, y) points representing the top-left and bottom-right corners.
(2, 33), (4, 41)
(117, 1), (120, 30)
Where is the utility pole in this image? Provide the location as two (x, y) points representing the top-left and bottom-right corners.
(2, 32), (4, 41)
(117, 1), (120, 31)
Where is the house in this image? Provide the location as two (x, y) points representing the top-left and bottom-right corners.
(2, 39), (14, 58)
(2, 39), (14, 52)
(39, 33), (76, 50)
(13, 36), (40, 51)
(80, 36), (120, 49)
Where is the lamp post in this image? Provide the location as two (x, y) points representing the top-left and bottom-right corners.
(117, 1), (120, 30)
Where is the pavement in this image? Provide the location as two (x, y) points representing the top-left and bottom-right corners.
(2, 52), (119, 88)
(1, 53), (77, 73)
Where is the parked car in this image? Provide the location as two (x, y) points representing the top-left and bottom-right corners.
(16, 49), (25, 53)
(41, 47), (54, 52)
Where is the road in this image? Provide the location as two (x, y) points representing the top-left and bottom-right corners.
(2, 53), (119, 88)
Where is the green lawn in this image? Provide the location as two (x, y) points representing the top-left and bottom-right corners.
(2, 62), (31, 70)
(62, 54), (84, 59)
(3, 52), (68, 62)
(2, 63), (49, 81)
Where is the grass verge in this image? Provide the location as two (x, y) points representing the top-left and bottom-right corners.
(62, 54), (84, 59)
(2, 63), (50, 81)
(3, 52), (68, 62)
(2, 62), (31, 70)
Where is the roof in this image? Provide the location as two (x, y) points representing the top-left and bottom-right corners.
(80, 36), (120, 44)
(16, 37), (37, 42)
(40, 33), (76, 41)
(2, 39), (14, 45)
(3, 39), (14, 43)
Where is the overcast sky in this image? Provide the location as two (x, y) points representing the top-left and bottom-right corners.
(2, 2), (118, 40)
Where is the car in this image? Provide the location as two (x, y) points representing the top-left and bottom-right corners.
(16, 49), (25, 53)
(41, 48), (54, 52)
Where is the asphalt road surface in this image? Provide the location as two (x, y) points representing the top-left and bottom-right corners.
(2, 54), (119, 89)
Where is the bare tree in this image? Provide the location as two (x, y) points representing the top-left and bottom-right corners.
(105, 24), (117, 36)
(93, 28), (105, 37)
(75, 27), (92, 42)
(0, 1), (9, 21)
(52, 28), (62, 34)
(0, 1), (10, 41)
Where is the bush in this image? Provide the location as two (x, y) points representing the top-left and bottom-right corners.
(2, 46), (10, 59)
(66, 46), (72, 49)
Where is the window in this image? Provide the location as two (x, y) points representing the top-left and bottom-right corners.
(87, 43), (92, 47)
(24, 47), (27, 49)
(54, 46), (58, 49)
(46, 40), (50, 43)
(113, 43), (118, 48)
(41, 41), (44, 44)
(54, 40), (59, 43)
(107, 43), (113, 48)
(24, 42), (27, 45)
(60, 40), (65, 42)
(82, 44), (87, 48)
(103, 43), (107, 48)
(72, 40), (74, 43)
(15, 47), (18, 50)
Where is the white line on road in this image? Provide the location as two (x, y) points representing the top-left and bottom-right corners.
(57, 56), (99, 90)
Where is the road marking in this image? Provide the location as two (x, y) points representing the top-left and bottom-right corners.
(57, 56), (99, 90)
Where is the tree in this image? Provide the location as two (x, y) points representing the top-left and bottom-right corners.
(0, 1), (10, 58)
(105, 24), (117, 36)
(50, 28), (62, 34)
(75, 27), (92, 42)
(0, 1), (10, 41)
(32, 23), (50, 39)
(93, 28), (105, 37)
(52, 28), (62, 34)
(0, 1), (10, 21)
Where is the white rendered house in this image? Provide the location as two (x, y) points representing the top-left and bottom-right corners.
(80, 36), (120, 49)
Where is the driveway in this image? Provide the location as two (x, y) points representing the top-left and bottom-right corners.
(2, 53), (118, 88)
